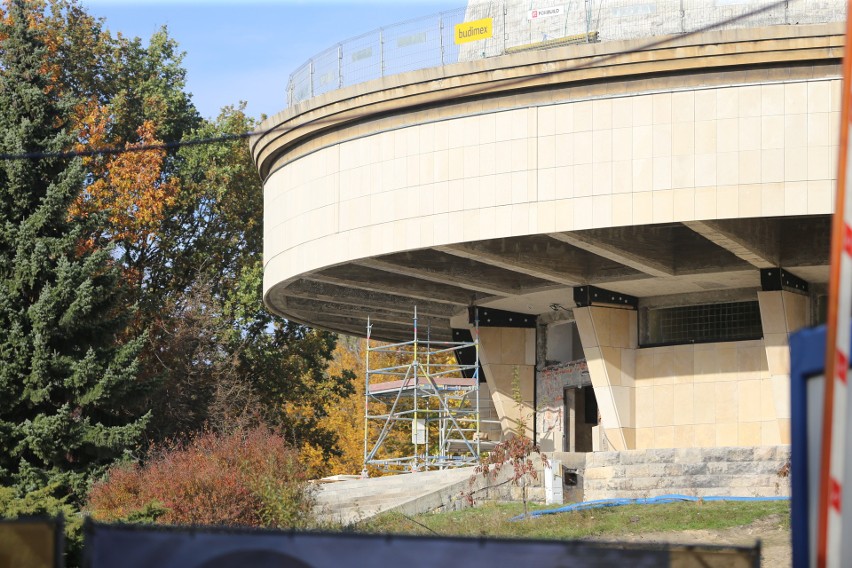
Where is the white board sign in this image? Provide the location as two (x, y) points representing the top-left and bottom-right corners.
(528, 6), (564, 20)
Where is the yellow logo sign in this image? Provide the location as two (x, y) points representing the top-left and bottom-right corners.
(454, 17), (493, 44)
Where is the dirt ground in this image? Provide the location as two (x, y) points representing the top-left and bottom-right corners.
(580, 514), (791, 567)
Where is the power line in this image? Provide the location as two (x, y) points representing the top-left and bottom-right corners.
(0, 0), (789, 163)
(0, 130), (253, 161)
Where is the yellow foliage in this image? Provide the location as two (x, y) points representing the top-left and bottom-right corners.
(308, 335), (463, 479)
(299, 443), (327, 480)
(309, 337), (368, 478)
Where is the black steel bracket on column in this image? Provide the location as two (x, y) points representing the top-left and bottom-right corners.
(452, 329), (485, 381)
(573, 285), (637, 309)
(761, 267), (809, 294)
(468, 307), (536, 328)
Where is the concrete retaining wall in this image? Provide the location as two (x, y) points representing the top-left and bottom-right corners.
(582, 446), (791, 501)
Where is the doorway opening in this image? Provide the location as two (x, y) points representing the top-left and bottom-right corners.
(563, 385), (597, 453)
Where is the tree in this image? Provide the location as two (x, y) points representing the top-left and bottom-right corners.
(0, 0), (148, 502)
(308, 336), (462, 479)
(0, 483), (84, 565)
(126, 107), (355, 450)
(0, 0), (351, 482)
(301, 337), (364, 478)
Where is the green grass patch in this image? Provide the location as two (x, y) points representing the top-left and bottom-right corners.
(356, 500), (790, 540)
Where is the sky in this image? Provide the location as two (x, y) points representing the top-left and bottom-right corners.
(81, 0), (464, 120)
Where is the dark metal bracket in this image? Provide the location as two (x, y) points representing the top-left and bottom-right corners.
(760, 267), (809, 294)
(573, 285), (638, 309)
(467, 307), (536, 328)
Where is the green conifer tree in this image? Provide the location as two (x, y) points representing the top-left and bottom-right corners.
(0, 0), (148, 502)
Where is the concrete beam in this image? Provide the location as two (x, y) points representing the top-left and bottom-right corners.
(436, 241), (584, 286)
(683, 219), (780, 268)
(437, 237), (647, 287)
(357, 258), (518, 297)
(552, 225), (753, 277)
(285, 279), (457, 318)
(355, 249), (558, 297)
(301, 312), (452, 342)
(780, 216), (831, 267)
(283, 297), (448, 328)
(310, 266), (483, 306)
(548, 230), (675, 277)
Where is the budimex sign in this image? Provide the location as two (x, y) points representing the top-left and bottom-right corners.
(454, 17), (493, 44)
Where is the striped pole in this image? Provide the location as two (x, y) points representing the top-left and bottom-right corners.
(817, 2), (852, 565)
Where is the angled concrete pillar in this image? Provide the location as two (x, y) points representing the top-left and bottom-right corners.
(758, 290), (809, 445)
(478, 327), (536, 439)
(573, 306), (638, 450)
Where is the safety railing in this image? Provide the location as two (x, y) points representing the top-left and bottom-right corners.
(286, 0), (846, 108)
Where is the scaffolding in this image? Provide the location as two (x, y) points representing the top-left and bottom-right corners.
(363, 308), (487, 473)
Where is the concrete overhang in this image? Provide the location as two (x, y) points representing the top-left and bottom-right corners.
(255, 23), (839, 342)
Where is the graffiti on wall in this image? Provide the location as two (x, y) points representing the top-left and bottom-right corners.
(536, 360), (589, 437)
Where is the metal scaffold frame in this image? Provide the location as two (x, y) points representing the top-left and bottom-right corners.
(362, 308), (485, 474)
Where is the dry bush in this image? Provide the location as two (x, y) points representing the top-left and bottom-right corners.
(87, 426), (314, 528)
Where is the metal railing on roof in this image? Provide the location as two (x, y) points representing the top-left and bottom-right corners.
(286, 0), (846, 108)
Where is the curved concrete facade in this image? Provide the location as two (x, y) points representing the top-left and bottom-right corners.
(254, 21), (840, 452)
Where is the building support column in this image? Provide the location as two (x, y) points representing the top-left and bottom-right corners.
(477, 327), (536, 439)
(573, 306), (638, 450)
(757, 289), (809, 445)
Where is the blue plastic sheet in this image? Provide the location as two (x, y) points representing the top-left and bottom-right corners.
(510, 493), (790, 521)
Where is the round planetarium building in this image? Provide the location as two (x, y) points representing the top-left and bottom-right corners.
(253, 0), (844, 494)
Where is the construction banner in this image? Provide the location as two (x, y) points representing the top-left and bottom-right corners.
(818, 1), (852, 567)
(0, 516), (63, 568)
(791, 324), (852, 568)
(83, 520), (760, 568)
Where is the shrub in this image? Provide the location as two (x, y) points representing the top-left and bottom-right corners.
(87, 426), (314, 528)
(0, 483), (83, 566)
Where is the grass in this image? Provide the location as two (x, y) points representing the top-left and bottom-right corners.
(355, 500), (790, 541)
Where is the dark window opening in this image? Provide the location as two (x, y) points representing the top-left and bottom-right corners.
(584, 386), (598, 425)
(641, 300), (763, 347)
(563, 469), (578, 486)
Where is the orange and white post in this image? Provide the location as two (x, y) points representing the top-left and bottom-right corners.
(818, 3), (852, 566)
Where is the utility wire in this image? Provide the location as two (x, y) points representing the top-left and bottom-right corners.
(0, 131), (252, 161)
(0, 0), (789, 163)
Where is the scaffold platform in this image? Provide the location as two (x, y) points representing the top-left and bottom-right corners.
(363, 309), (494, 474)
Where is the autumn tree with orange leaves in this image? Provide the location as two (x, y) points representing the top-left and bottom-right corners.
(0, 6), (359, 561)
(1, 0), (353, 485)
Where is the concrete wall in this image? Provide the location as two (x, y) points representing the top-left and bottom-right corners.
(583, 446), (791, 501)
(536, 359), (590, 452)
(633, 340), (778, 448)
(574, 290), (809, 451)
(263, 77), (839, 291)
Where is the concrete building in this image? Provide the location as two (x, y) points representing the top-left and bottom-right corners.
(252, 1), (842, 463)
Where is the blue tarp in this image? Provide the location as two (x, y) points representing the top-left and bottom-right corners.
(511, 493), (790, 521)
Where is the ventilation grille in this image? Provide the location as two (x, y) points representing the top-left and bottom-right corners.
(642, 301), (763, 346)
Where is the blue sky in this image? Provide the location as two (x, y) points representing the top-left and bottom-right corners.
(81, 1), (463, 120)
